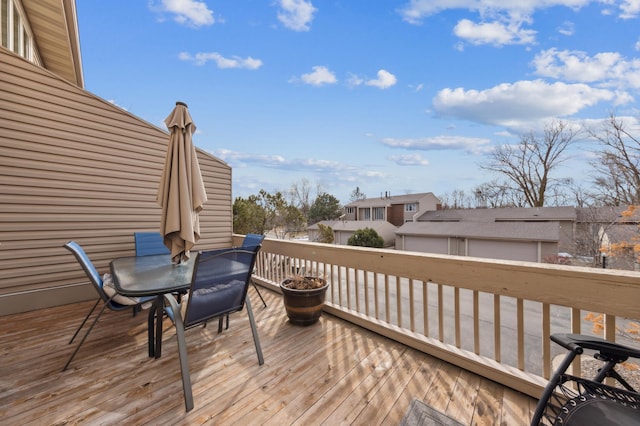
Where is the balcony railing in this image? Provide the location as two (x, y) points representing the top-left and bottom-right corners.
(234, 235), (640, 399)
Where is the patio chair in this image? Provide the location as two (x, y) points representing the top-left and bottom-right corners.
(134, 231), (170, 256)
(62, 241), (155, 371)
(240, 233), (267, 308)
(531, 333), (640, 425)
(162, 246), (264, 411)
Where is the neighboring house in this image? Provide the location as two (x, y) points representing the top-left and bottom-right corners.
(396, 207), (577, 263)
(343, 192), (441, 226)
(575, 206), (640, 269)
(308, 220), (397, 248)
(1, 0), (233, 315)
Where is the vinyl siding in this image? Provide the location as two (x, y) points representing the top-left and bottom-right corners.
(0, 48), (232, 314)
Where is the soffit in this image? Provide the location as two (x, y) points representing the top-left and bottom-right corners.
(21, 0), (83, 87)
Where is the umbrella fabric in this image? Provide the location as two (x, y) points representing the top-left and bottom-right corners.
(157, 102), (207, 264)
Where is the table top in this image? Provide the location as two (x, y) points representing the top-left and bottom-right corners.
(110, 254), (195, 297)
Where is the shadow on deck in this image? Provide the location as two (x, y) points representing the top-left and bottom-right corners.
(0, 288), (537, 425)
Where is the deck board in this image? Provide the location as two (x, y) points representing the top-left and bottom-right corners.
(0, 288), (538, 425)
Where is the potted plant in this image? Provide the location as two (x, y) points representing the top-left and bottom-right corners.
(280, 275), (329, 326)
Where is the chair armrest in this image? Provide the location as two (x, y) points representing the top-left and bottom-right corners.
(551, 333), (640, 362)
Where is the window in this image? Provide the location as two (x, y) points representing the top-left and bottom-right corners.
(1, 0), (35, 61)
(405, 203), (418, 212)
(1, 0), (7, 48)
(11, 2), (18, 54)
(373, 207), (385, 220)
(345, 207), (354, 214)
(360, 209), (371, 220)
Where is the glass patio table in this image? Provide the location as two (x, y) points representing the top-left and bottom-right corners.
(110, 254), (195, 358)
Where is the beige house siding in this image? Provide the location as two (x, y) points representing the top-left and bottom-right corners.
(0, 48), (232, 315)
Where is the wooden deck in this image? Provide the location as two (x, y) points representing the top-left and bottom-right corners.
(0, 289), (537, 425)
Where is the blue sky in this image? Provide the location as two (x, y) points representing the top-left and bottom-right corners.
(76, 0), (640, 205)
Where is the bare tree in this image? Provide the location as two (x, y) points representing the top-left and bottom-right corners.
(473, 180), (527, 208)
(438, 189), (473, 209)
(349, 186), (366, 202)
(481, 120), (581, 207)
(288, 179), (325, 221)
(589, 113), (640, 206)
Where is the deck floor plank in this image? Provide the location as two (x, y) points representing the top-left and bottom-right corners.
(0, 288), (538, 425)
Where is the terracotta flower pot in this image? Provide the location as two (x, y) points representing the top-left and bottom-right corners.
(280, 277), (329, 326)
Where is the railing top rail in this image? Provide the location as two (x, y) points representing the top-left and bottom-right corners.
(235, 234), (640, 319)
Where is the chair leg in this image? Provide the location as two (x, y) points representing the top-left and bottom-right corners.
(245, 297), (264, 365)
(252, 279), (267, 308)
(69, 299), (100, 344)
(530, 347), (579, 425)
(63, 302), (110, 371)
(165, 294), (194, 412)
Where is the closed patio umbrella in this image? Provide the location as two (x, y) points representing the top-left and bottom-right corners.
(157, 101), (207, 264)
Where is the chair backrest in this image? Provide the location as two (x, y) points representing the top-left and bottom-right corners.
(241, 233), (265, 249)
(183, 246), (260, 328)
(134, 232), (170, 256)
(64, 241), (108, 302)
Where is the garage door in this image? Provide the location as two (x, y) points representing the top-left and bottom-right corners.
(403, 236), (449, 254)
(468, 239), (538, 262)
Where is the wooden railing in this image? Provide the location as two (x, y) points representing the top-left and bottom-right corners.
(234, 235), (640, 399)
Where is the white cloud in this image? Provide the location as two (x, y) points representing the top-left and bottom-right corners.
(382, 135), (492, 154)
(454, 19), (536, 45)
(277, 0), (317, 31)
(397, 0), (640, 47)
(532, 48), (640, 90)
(294, 66), (337, 86)
(388, 153), (430, 166)
(348, 70), (397, 89)
(432, 80), (614, 129)
(557, 20), (575, 36)
(620, 0), (640, 18)
(398, 0), (594, 24)
(365, 70), (398, 89)
(178, 52), (263, 69)
(347, 73), (364, 87)
(158, 0), (215, 27)
(213, 149), (388, 182)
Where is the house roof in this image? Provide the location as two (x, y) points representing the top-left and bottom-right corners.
(22, 0), (83, 87)
(397, 221), (561, 242)
(575, 206), (638, 223)
(330, 220), (397, 233)
(344, 192), (438, 208)
(416, 206), (577, 222)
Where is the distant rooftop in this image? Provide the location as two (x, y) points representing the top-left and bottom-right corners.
(416, 206), (577, 222)
(345, 192), (438, 208)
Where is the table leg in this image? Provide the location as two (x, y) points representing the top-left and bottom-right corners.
(155, 295), (164, 359)
(148, 301), (156, 358)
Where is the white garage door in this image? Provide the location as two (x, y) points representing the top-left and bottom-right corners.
(468, 239), (538, 262)
(404, 236), (449, 254)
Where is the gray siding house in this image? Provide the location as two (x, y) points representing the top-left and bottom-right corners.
(396, 207), (577, 263)
(343, 192), (441, 226)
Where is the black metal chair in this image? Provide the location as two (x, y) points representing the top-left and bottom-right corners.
(531, 333), (640, 425)
(163, 246), (264, 411)
(240, 233), (267, 307)
(62, 241), (155, 371)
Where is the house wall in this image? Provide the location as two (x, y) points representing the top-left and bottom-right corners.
(0, 48), (233, 315)
(387, 204), (404, 226)
(398, 233), (558, 263)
